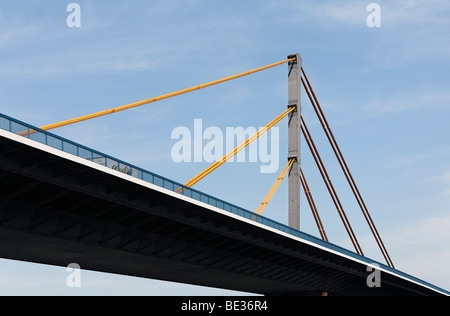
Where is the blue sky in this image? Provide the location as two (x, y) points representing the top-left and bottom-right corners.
(0, 0), (449, 295)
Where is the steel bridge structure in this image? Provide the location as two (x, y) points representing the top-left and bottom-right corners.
(0, 54), (448, 296)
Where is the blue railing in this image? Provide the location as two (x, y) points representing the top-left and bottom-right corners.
(0, 112), (448, 295)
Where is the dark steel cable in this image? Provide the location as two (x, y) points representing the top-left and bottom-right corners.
(301, 118), (364, 255)
(300, 168), (329, 242)
(301, 68), (394, 268)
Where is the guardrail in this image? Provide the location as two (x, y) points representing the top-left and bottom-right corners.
(0, 112), (447, 295)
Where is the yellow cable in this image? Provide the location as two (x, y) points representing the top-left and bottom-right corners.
(184, 107), (295, 188)
(37, 58), (296, 131)
(185, 108), (289, 186)
(256, 159), (295, 216)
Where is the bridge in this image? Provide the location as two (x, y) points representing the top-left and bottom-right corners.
(0, 54), (448, 296)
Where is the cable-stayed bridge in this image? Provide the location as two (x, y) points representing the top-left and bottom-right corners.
(0, 55), (448, 296)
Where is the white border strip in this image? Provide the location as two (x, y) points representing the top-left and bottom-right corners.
(0, 128), (448, 296)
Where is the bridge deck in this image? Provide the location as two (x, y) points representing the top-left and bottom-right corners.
(0, 113), (448, 296)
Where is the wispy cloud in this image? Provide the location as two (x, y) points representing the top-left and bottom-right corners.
(0, 25), (41, 46)
(357, 214), (450, 290)
(288, 0), (450, 27)
(363, 85), (450, 114)
(363, 1), (450, 69)
(264, 0), (450, 70)
(389, 215), (450, 287)
(0, 3), (169, 78)
(382, 0), (450, 26)
(307, 84), (450, 125)
(0, 1), (258, 79)
(426, 168), (450, 197)
(0, 27), (166, 78)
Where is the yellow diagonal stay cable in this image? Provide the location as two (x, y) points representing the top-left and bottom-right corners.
(184, 107), (295, 188)
(36, 58), (296, 132)
(255, 159), (295, 216)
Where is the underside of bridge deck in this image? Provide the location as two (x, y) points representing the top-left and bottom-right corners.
(0, 132), (445, 296)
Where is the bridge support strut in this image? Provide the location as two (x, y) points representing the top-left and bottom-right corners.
(288, 53), (302, 230)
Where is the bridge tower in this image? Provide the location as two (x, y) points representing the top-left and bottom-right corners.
(288, 53), (302, 230)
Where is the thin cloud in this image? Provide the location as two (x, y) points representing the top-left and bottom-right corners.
(0, 25), (41, 46)
(388, 215), (450, 288)
(357, 214), (450, 290)
(0, 1), (254, 79)
(362, 86), (450, 114)
(363, 1), (450, 69)
(426, 168), (450, 197)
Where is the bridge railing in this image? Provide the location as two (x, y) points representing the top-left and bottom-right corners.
(1, 112), (448, 295)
